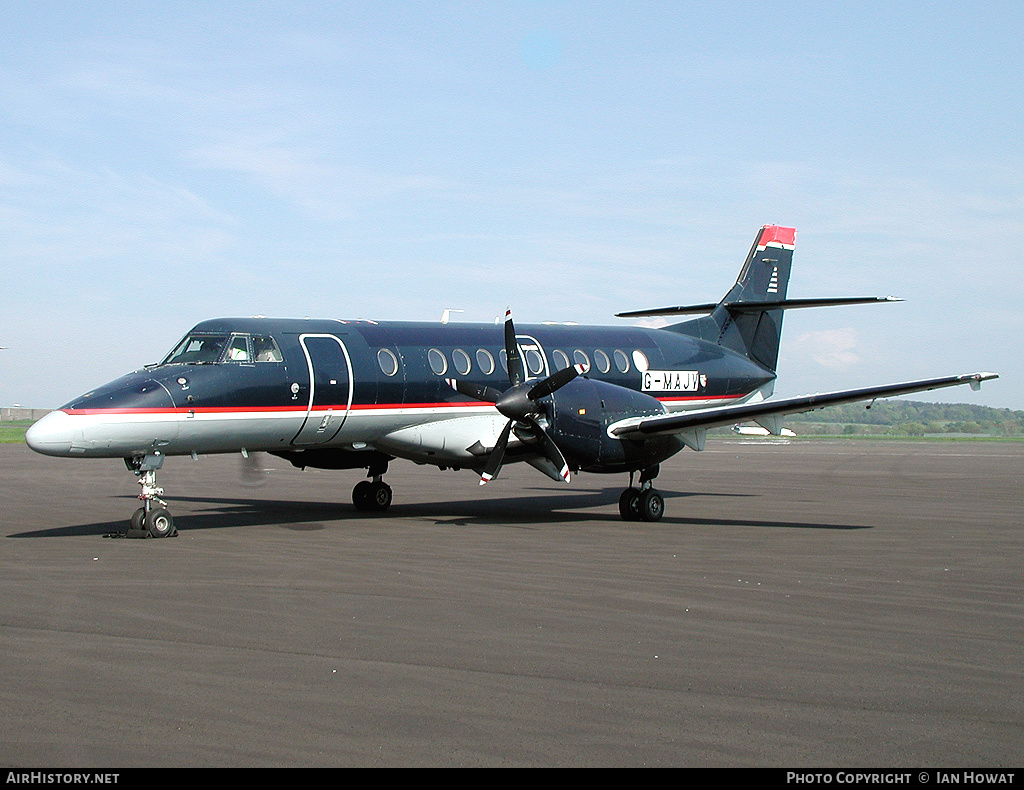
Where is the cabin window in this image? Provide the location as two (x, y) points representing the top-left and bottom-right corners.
(551, 349), (570, 371)
(476, 349), (495, 375)
(573, 349), (590, 372)
(613, 349), (630, 373)
(428, 348), (447, 375)
(252, 335), (283, 363)
(594, 349), (611, 374)
(377, 348), (400, 376)
(632, 350), (649, 372)
(453, 348), (472, 376)
(525, 348), (545, 376)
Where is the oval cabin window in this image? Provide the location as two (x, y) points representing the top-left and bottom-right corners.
(453, 348), (472, 376)
(428, 348), (447, 375)
(377, 348), (399, 376)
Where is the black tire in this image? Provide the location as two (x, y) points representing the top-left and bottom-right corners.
(130, 507), (146, 531)
(352, 480), (374, 511)
(638, 489), (664, 522)
(618, 488), (641, 521)
(145, 507), (176, 538)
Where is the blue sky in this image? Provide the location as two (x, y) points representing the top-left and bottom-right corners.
(2, 1), (1021, 409)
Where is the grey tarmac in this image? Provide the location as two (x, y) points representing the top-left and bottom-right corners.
(1, 439), (1021, 767)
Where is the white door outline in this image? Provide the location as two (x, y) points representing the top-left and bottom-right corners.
(292, 334), (355, 445)
(516, 334), (549, 379)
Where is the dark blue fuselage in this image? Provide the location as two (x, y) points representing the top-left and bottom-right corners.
(29, 316), (774, 475)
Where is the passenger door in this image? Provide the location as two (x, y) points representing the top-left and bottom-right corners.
(292, 334), (354, 445)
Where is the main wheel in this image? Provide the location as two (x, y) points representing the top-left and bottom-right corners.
(637, 489), (664, 522)
(145, 507), (176, 538)
(353, 480), (392, 512)
(618, 488), (641, 521)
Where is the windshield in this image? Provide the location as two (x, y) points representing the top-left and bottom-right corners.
(160, 333), (283, 365)
(161, 334), (229, 365)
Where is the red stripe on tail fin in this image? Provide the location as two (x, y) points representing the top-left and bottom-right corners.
(758, 225), (796, 249)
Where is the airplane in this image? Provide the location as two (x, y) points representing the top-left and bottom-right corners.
(26, 225), (997, 537)
(732, 424), (797, 437)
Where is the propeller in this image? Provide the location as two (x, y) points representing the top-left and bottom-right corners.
(447, 309), (585, 485)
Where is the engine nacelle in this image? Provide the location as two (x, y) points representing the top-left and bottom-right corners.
(544, 377), (685, 474)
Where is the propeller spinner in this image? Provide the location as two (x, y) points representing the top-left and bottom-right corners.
(447, 309), (585, 485)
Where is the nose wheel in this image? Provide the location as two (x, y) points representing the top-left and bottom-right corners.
(131, 504), (175, 538)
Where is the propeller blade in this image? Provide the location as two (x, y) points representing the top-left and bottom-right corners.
(524, 417), (572, 483)
(480, 419), (513, 485)
(527, 363), (586, 400)
(446, 378), (503, 404)
(503, 309), (525, 387)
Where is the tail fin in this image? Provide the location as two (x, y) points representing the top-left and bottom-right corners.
(711, 225), (795, 370)
(618, 225), (900, 373)
(653, 225), (796, 372)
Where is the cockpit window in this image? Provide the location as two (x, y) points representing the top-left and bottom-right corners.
(162, 333), (283, 365)
(252, 335), (283, 363)
(162, 334), (229, 365)
(229, 335), (255, 362)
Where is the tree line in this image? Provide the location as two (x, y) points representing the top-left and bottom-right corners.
(783, 400), (1023, 437)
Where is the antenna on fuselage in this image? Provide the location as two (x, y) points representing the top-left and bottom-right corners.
(440, 309), (463, 324)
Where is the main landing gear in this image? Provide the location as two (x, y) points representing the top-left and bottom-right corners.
(352, 459), (392, 513)
(618, 465), (664, 522)
(124, 453), (177, 538)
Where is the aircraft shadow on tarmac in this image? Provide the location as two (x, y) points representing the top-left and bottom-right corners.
(9, 487), (872, 538)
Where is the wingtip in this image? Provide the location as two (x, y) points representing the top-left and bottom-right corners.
(969, 372), (999, 391)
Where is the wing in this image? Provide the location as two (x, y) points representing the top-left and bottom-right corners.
(608, 372), (999, 444)
(615, 296), (901, 318)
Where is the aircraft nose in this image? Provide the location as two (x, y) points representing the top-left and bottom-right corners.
(25, 410), (75, 456)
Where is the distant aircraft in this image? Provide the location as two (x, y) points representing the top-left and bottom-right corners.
(732, 424), (797, 437)
(26, 225), (996, 536)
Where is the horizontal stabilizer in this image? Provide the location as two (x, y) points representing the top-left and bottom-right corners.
(616, 296), (901, 319)
(609, 372), (999, 440)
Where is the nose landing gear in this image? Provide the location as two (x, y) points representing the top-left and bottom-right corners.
(124, 453), (177, 538)
(618, 466), (664, 522)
